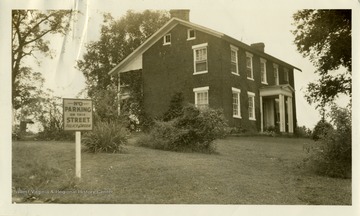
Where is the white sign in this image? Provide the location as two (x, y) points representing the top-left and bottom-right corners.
(63, 98), (93, 131)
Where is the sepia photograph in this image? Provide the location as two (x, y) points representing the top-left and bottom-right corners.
(1, 0), (359, 215)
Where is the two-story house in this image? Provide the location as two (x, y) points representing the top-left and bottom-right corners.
(108, 10), (301, 133)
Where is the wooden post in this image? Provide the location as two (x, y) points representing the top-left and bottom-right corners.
(76, 131), (81, 178)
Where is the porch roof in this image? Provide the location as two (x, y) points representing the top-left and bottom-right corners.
(259, 84), (294, 97)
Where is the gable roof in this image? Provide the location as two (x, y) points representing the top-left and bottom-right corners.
(108, 17), (301, 75)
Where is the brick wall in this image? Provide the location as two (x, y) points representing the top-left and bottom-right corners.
(142, 23), (297, 132)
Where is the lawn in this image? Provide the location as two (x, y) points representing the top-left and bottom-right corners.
(12, 136), (351, 204)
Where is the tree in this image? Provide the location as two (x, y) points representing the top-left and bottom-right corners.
(292, 10), (351, 108)
(77, 10), (170, 122)
(12, 10), (73, 110)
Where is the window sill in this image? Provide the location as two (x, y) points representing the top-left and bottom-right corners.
(249, 117), (256, 121)
(187, 37), (195, 41)
(247, 77), (254, 81)
(233, 116), (242, 119)
(193, 71), (208, 75)
(231, 72), (240, 76)
(261, 81), (268, 85)
(163, 43), (171, 46)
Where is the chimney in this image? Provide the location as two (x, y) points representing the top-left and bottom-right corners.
(170, 9), (190, 21)
(251, 43), (265, 52)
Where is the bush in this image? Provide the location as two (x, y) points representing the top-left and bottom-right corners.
(37, 129), (74, 141)
(304, 105), (351, 178)
(312, 119), (333, 141)
(82, 121), (130, 153)
(163, 92), (185, 121)
(295, 125), (312, 138)
(137, 105), (229, 153)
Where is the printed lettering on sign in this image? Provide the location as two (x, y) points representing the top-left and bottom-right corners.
(63, 99), (93, 131)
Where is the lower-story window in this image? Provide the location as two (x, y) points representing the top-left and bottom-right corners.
(193, 86), (209, 109)
(248, 91), (256, 120)
(232, 87), (241, 118)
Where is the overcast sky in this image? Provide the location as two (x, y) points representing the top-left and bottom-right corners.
(1, 0), (359, 130)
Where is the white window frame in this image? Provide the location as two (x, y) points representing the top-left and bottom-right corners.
(230, 45), (239, 76)
(246, 52), (254, 80)
(260, 58), (268, 84)
(247, 91), (256, 121)
(187, 29), (196, 40)
(163, 33), (171, 45)
(192, 43), (208, 75)
(193, 86), (209, 109)
(232, 87), (241, 118)
(284, 68), (289, 83)
(273, 63), (279, 85)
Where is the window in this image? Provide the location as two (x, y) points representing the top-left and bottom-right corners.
(232, 88), (241, 118)
(187, 29), (196, 40)
(260, 58), (267, 84)
(163, 33), (171, 45)
(246, 52), (253, 80)
(193, 86), (209, 109)
(192, 43), (208, 74)
(273, 64), (279, 85)
(284, 68), (289, 83)
(230, 45), (239, 75)
(248, 92), (256, 120)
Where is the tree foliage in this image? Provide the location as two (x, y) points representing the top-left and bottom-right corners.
(304, 104), (351, 178)
(12, 10), (73, 110)
(292, 10), (351, 108)
(77, 10), (170, 123)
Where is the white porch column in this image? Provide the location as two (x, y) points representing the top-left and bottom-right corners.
(279, 94), (286, 132)
(260, 96), (263, 132)
(287, 97), (294, 133)
(117, 72), (121, 116)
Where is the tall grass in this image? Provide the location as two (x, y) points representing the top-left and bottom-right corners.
(82, 121), (130, 153)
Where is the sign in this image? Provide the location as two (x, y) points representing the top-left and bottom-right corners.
(63, 98), (93, 131)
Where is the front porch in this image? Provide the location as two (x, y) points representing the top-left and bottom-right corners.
(259, 84), (295, 133)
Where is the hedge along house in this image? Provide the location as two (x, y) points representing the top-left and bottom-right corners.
(108, 10), (301, 133)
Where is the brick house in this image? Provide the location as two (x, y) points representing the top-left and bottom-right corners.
(109, 10), (301, 133)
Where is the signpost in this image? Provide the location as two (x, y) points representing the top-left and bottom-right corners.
(63, 99), (93, 179)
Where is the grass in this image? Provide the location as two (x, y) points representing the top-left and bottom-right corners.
(12, 136), (351, 204)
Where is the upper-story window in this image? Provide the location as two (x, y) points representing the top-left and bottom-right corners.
(260, 58), (267, 84)
(193, 86), (209, 109)
(187, 29), (196, 40)
(163, 33), (171, 45)
(284, 68), (289, 83)
(246, 52), (254, 80)
(273, 63), (279, 85)
(192, 43), (208, 74)
(230, 45), (239, 75)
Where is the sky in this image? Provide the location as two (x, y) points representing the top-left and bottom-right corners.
(0, 1), (360, 216)
(1, 0), (357, 130)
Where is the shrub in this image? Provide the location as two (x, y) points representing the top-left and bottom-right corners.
(137, 105), (229, 153)
(163, 92), (185, 121)
(137, 111), (155, 133)
(304, 105), (351, 178)
(295, 125), (312, 138)
(312, 119), (333, 141)
(137, 120), (189, 151)
(82, 121), (129, 153)
(176, 105), (229, 141)
(37, 129), (74, 141)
